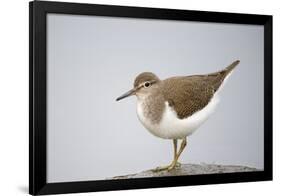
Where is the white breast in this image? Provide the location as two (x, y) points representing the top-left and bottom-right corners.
(137, 94), (220, 139)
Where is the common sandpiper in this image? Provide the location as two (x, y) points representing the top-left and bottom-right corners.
(116, 60), (240, 172)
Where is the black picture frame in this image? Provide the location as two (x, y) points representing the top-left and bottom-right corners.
(29, 0), (273, 195)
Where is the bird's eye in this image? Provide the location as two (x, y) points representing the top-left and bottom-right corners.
(144, 82), (151, 88)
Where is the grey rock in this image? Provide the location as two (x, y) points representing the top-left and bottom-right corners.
(109, 163), (260, 180)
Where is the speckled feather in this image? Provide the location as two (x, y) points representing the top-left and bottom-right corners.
(134, 60), (239, 123)
(162, 60), (239, 119)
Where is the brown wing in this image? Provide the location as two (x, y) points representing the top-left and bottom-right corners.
(162, 60), (239, 119)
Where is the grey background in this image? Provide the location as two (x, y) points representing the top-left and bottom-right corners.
(47, 14), (264, 183)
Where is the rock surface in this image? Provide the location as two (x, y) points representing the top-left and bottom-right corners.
(110, 163), (260, 179)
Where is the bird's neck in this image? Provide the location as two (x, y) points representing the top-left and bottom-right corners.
(136, 93), (165, 124)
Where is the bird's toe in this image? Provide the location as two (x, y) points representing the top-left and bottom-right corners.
(152, 165), (169, 172)
(175, 162), (181, 168)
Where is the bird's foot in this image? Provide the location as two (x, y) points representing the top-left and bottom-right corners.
(152, 165), (170, 172)
(175, 161), (181, 168)
(168, 161), (181, 171)
(152, 161), (181, 172)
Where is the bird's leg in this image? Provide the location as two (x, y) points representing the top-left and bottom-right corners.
(167, 137), (187, 171)
(152, 139), (177, 172)
(153, 139), (181, 172)
(173, 139), (181, 168)
(173, 139), (177, 160)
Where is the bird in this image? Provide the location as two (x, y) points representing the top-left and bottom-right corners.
(116, 60), (240, 172)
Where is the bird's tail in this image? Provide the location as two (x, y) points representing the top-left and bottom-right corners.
(209, 60), (240, 92)
(224, 60), (240, 74)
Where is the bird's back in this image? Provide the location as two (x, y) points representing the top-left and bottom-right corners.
(161, 60), (239, 119)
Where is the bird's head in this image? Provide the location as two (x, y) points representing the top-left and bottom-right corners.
(116, 72), (160, 101)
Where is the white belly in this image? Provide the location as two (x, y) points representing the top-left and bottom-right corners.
(137, 95), (220, 139)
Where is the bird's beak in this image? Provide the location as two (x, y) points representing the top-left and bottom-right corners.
(116, 88), (137, 101)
